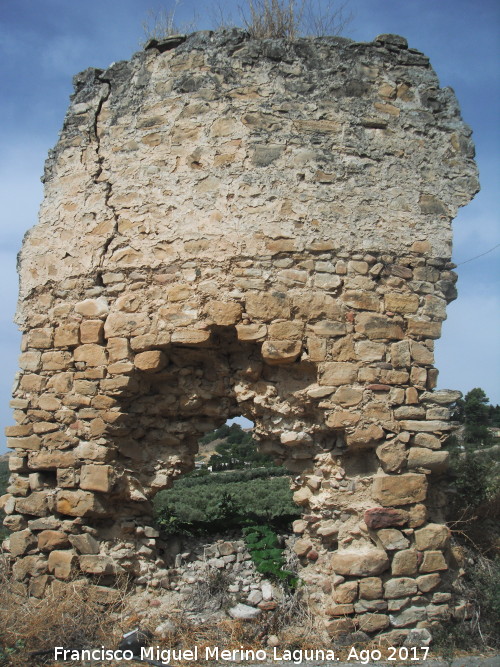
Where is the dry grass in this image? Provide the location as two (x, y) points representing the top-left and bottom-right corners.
(0, 554), (128, 666)
(241, 0), (352, 39)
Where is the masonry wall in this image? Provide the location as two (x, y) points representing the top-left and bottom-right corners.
(2, 29), (479, 641)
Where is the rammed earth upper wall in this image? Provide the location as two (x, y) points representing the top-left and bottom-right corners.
(17, 29), (478, 319)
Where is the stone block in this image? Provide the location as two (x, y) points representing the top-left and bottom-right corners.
(407, 447), (449, 472)
(75, 298), (109, 318)
(74, 344), (107, 366)
(104, 312), (150, 337)
(235, 323), (267, 341)
(392, 549), (418, 576)
(79, 554), (120, 575)
(54, 323), (80, 347)
(134, 350), (167, 372)
(332, 549), (389, 576)
(269, 320), (304, 340)
(28, 327), (54, 349)
(376, 529), (409, 551)
(7, 435), (41, 451)
(359, 613), (390, 633)
(333, 581), (358, 604)
(364, 508), (407, 530)
(389, 606), (426, 628)
(9, 529), (37, 557)
(48, 550), (76, 579)
(413, 433), (441, 449)
(355, 313), (404, 340)
(410, 341), (434, 365)
(343, 290), (379, 311)
(406, 319), (442, 339)
(358, 577), (383, 600)
(384, 293), (419, 314)
(346, 424), (384, 449)
(414, 524), (450, 551)
(38, 530), (70, 552)
(261, 340), (302, 365)
(399, 420), (452, 432)
(41, 351), (73, 370)
(319, 362), (357, 386)
(372, 474), (427, 506)
(80, 320), (104, 344)
(56, 490), (108, 517)
(376, 441), (407, 473)
(416, 573), (441, 593)
(244, 292), (290, 320)
(419, 550), (447, 573)
(205, 300), (243, 325)
(29, 451), (77, 470)
(15, 492), (49, 517)
(171, 329), (210, 345)
(69, 533), (100, 554)
(384, 577), (417, 599)
(80, 465), (113, 493)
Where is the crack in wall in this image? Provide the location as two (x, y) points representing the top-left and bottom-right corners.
(90, 77), (120, 278)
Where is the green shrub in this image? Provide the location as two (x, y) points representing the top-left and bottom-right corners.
(243, 524), (298, 588)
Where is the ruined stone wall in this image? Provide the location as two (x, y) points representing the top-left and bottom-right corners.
(2, 29), (479, 641)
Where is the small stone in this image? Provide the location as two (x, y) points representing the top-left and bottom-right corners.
(377, 529), (409, 551)
(332, 549), (389, 576)
(228, 603), (261, 620)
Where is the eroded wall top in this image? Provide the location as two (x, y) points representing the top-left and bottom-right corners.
(17, 30), (478, 320)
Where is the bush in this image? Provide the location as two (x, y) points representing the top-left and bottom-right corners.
(243, 524), (298, 588)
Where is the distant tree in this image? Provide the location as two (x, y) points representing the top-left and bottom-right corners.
(458, 388), (494, 447)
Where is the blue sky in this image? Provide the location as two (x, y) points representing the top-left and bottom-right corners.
(1, 0), (499, 452)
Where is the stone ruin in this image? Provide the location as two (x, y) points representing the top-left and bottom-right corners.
(2, 29), (479, 640)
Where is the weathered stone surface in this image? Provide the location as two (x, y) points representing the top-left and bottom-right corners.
(79, 555), (120, 575)
(355, 313), (404, 340)
(48, 550), (76, 579)
(358, 613), (390, 633)
(134, 350), (167, 372)
(384, 577), (417, 599)
(80, 465), (113, 493)
(392, 549), (418, 576)
(376, 441), (407, 472)
(68, 533), (100, 554)
(364, 508), (407, 530)
(228, 603), (261, 620)
(407, 447), (449, 472)
(9, 529), (37, 557)
(372, 474), (427, 506)
(419, 550), (448, 573)
(261, 340), (302, 365)
(332, 549), (389, 576)
(319, 362), (358, 386)
(56, 490), (108, 517)
(346, 424), (384, 449)
(358, 577), (383, 600)
(376, 529), (409, 551)
(15, 492), (49, 517)
(414, 524), (450, 551)
(333, 581), (358, 604)
(38, 530), (71, 552)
